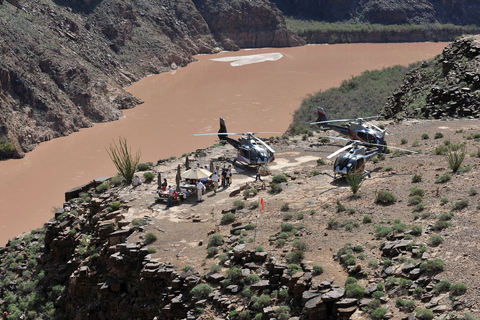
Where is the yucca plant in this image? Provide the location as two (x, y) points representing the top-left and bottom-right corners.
(446, 144), (466, 173)
(345, 171), (364, 195)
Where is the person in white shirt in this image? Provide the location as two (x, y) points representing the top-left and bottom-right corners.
(196, 180), (205, 202)
(167, 186), (174, 208)
(132, 175), (142, 187)
(211, 173), (220, 194)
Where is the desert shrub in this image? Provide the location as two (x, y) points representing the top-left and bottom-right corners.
(288, 264), (303, 275)
(433, 280), (452, 292)
(450, 283), (468, 295)
(233, 200), (245, 209)
(190, 284), (213, 299)
(276, 238), (286, 247)
(208, 234), (224, 248)
(280, 203), (290, 211)
(385, 167), (393, 172)
(144, 232), (157, 244)
(272, 174), (288, 184)
(317, 158), (326, 165)
(372, 291), (385, 298)
(434, 132), (444, 139)
(311, 170), (320, 176)
(336, 199), (346, 212)
(110, 175), (124, 186)
(282, 212), (293, 221)
(416, 309), (434, 320)
(96, 183), (110, 193)
(345, 283), (365, 299)
(435, 173), (451, 183)
(370, 306), (388, 320)
(469, 188), (478, 196)
(286, 250), (305, 264)
(312, 265), (324, 275)
(363, 215), (372, 223)
(249, 201), (259, 209)
(438, 212), (453, 221)
(270, 183), (283, 194)
(411, 173), (422, 183)
(368, 259), (379, 268)
(131, 218), (148, 226)
(452, 199), (468, 211)
(375, 225), (392, 238)
(408, 195), (423, 205)
(297, 213), (304, 220)
(410, 225), (422, 236)
(396, 298), (416, 311)
(446, 144), (466, 173)
(281, 223), (295, 232)
(421, 211), (431, 219)
(110, 201), (121, 211)
(421, 133), (429, 140)
(420, 259), (444, 273)
(226, 267), (243, 284)
(345, 277), (357, 285)
(401, 138), (408, 144)
(243, 274), (261, 285)
(137, 163), (150, 171)
(209, 264), (222, 273)
(375, 190), (397, 205)
(428, 234), (443, 246)
(221, 213), (236, 224)
(277, 288), (289, 301)
(410, 187), (425, 197)
(345, 172), (364, 195)
(327, 219), (339, 229)
(413, 203), (425, 212)
(433, 220), (452, 231)
(275, 306), (291, 320)
(251, 294), (271, 311)
(143, 172), (155, 183)
(292, 239), (307, 251)
(244, 224), (256, 230)
(440, 197), (449, 205)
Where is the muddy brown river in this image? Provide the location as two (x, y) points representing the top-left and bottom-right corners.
(0, 43), (448, 245)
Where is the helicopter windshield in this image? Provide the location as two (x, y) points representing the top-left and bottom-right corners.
(356, 131), (377, 144)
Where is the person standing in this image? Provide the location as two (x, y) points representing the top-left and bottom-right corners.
(196, 180), (205, 202)
(161, 178), (168, 191)
(255, 165), (263, 181)
(226, 165), (232, 186)
(167, 185), (174, 208)
(211, 172), (220, 194)
(221, 168), (227, 188)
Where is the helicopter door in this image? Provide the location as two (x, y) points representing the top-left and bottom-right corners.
(356, 158), (366, 171)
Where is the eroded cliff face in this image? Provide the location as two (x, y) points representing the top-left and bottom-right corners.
(0, 0), (301, 158)
(271, 0), (480, 26)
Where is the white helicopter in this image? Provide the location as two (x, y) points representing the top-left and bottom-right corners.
(195, 118), (279, 166)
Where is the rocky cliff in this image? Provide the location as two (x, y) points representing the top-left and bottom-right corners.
(381, 35), (480, 120)
(0, 0), (301, 158)
(271, 0), (480, 26)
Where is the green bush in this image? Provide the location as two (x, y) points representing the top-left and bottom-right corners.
(317, 158), (326, 165)
(221, 213), (236, 225)
(143, 172), (155, 183)
(421, 133), (429, 140)
(144, 232), (157, 244)
(190, 284), (213, 298)
(375, 190), (397, 205)
(433, 280), (451, 292)
(312, 265), (324, 275)
(209, 264), (222, 273)
(110, 201), (121, 211)
(410, 187), (425, 197)
(434, 132), (444, 139)
(428, 234), (443, 246)
(270, 183), (283, 194)
(416, 309), (434, 320)
(401, 138), (408, 145)
(435, 173), (451, 183)
(345, 283), (365, 299)
(207, 246), (219, 256)
(106, 137), (141, 184)
(96, 183), (110, 193)
(208, 234), (224, 247)
(282, 212), (293, 221)
(410, 225), (422, 236)
(411, 173), (422, 183)
(327, 219), (339, 229)
(272, 174), (288, 184)
(137, 163), (150, 171)
(420, 259), (444, 273)
(0, 140), (16, 158)
(408, 195), (423, 205)
(292, 239), (307, 251)
(251, 295), (271, 311)
(233, 200), (245, 209)
(345, 277), (357, 285)
(110, 175), (124, 186)
(249, 201), (259, 209)
(452, 199), (468, 211)
(450, 283), (468, 295)
(243, 274), (261, 285)
(440, 197), (449, 205)
(363, 215), (372, 223)
(286, 250), (305, 264)
(446, 144), (466, 173)
(281, 223), (295, 232)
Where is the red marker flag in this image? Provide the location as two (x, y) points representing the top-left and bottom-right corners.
(261, 198), (264, 210)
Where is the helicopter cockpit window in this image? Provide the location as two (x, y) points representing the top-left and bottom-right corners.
(357, 132), (376, 144)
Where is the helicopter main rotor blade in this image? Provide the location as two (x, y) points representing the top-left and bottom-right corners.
(251, 135), (276, 153)
(364, 121), (389, 135)
(194, 132), (246, 136)
(326, 136), (417, 154)
(327, 144), (353, 159)
(310, 119), (351, 125)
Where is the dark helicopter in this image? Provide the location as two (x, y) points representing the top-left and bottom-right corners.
(195, 118), (279, 166)
(310, 107), (388, 153)
(326, 137), (417, 178)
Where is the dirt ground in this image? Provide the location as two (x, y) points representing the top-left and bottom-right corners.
(118, 118), (480, 317)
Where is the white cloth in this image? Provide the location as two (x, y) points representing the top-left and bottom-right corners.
(132, 176), (142, 186)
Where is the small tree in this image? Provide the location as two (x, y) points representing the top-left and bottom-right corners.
(106, 137), (141, 184)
